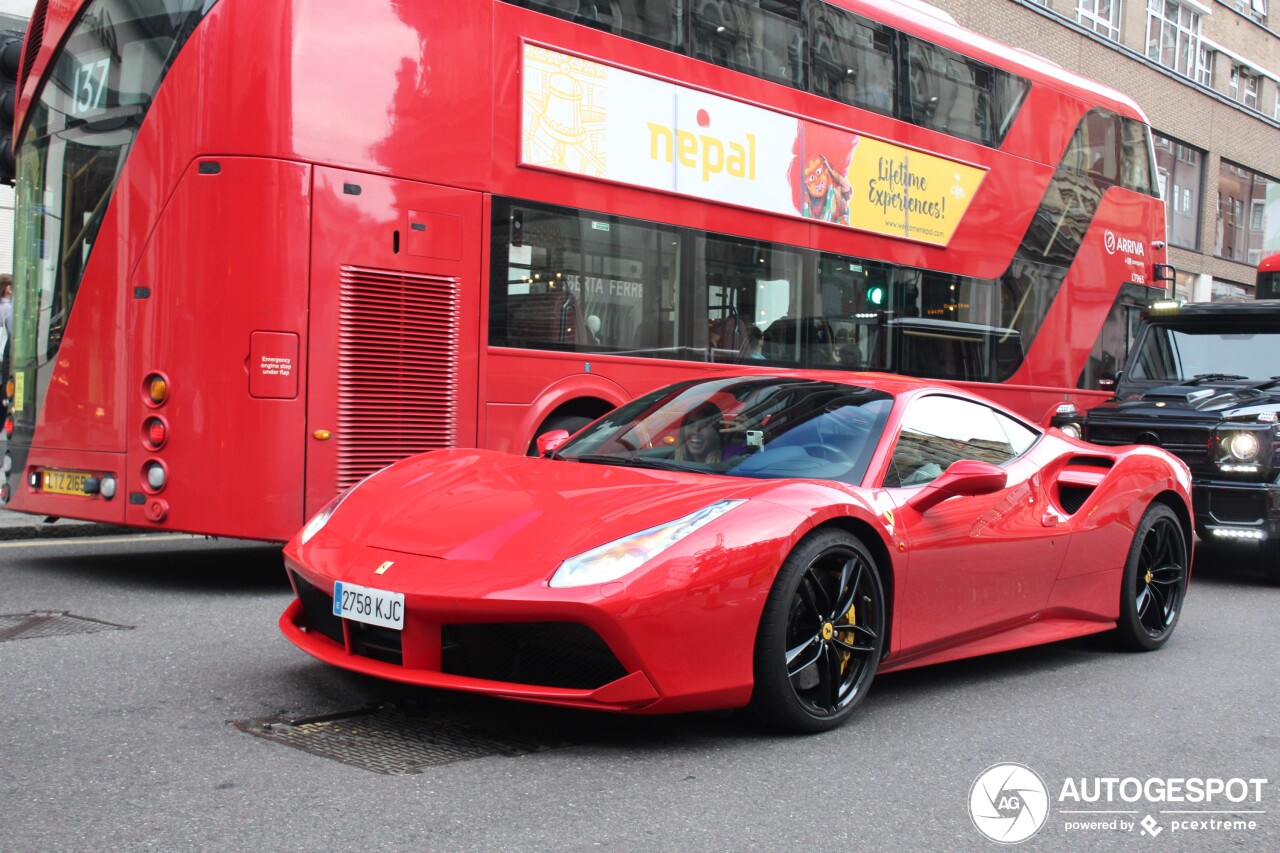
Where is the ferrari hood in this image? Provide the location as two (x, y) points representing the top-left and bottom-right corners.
(332, 449), (758, 566)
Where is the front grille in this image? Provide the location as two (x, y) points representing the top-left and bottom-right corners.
(349, 622), (403, 665)
(442, 623), (627, 689)
(292, 572), (344, 645)
(1208, 490), (1267, 525)
(1087, 423), (1209, 464)
(337, 266), (461, 489)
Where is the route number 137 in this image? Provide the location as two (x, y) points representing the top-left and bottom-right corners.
(72, 58), (111, 114)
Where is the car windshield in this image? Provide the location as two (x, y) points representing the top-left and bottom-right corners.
(557, 377), (894, 485)
(1126, 323), (1280, 384)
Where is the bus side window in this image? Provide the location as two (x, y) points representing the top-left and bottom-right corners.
(508, 291), (588, 347)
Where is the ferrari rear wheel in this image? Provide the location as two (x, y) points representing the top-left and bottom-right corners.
(1113, 503), (1188, 651)
(750, 529), (885, 733)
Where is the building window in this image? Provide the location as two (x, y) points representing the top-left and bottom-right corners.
(1216, 161), (1279, 265)
(1078, 0), (1122, 40)
(1154, 132), (1204, 251)
(1146, 0), (1203, 80)
(1195, 45), (1213, 87)
(1230, 65), (1260, 110)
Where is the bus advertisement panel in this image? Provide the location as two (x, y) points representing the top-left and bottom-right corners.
(3, 0), (1170, 541)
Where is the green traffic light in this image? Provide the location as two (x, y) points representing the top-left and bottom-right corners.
(866, 285), (884, 306)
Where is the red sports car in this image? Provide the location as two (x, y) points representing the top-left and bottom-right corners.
(281, 374), (1193, 732)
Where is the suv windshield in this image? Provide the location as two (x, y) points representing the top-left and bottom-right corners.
(558, 376), (894, 485)
(1126, 323), (1280, 384)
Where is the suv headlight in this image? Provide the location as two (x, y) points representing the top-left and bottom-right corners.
(1214, 427), (1271, 475)
(550, 500), (745, 588)
(1225, 431), (1259, 462)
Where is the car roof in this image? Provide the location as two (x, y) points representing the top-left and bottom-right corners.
(1143, 300), (1280, 322)
(739, 368), (989, 401)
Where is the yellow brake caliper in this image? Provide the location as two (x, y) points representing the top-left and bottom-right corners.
(836, 602), (857, 672)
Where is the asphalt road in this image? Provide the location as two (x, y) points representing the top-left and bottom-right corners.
(1, 534), (1276, 852)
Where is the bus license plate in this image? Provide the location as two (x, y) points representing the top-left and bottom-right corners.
(43, 469), (91, 496)
(333, 581), (404, 631)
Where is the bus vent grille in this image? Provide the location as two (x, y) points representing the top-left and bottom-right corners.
(338, 266), (460, 488)
(19, 0), (47, 87)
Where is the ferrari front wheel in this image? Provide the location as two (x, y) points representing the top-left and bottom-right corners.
(750, 529), (885, 733)
(1113, 503), (1188, 651)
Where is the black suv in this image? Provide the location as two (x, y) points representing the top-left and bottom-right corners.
(1081, 301), (1280, 582)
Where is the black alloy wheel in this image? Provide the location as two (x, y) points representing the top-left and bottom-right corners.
(750, 529), (885, 733)
(1114, 503), (1188, 651)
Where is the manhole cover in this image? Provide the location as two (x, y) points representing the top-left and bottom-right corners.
(0, 611), (133, 642)
(234, 704), (567, 773)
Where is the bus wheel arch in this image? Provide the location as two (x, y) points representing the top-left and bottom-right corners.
(519, 375), (629, 456)
(527, 399), (616, 455)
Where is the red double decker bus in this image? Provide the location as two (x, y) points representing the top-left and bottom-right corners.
(3, 0), (1170, 541)
(1259, 253), (1280, 300)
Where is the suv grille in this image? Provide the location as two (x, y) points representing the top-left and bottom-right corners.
(1208, 490), (1267, 525)
(1087, 423), (1209, 465)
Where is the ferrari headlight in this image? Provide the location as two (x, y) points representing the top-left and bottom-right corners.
(299, 500), (341, 545)
(298, 468), (388, 544)
(1225, 431), (1260, 462)
(549, 500), (745, 588)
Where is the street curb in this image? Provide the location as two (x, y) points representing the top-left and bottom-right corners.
(0, 521), (140, 541)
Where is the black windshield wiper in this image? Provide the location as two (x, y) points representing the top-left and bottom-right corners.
(1185, 373), (1249, 384)
(565, 454), (700, 472)
(563, 453), (644, 467)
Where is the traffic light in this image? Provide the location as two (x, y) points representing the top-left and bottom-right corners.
(0, 29), (24, 186)
(865, 283), (885, 307)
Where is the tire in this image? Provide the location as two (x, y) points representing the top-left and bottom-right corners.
(526, 415), (593, 456)
(749, 529), (885, 733)
(1112, 503), (1189, 651)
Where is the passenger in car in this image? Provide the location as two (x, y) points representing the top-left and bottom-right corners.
(674, 402), (726, 463)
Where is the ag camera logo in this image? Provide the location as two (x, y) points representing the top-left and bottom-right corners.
(970, 763), (1050, 843)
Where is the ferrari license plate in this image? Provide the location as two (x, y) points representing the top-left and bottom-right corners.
(43, 469), (92, 496)
(333, 581), (404, 631)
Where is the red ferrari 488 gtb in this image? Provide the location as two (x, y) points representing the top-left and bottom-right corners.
(281, 374), (1193, 732)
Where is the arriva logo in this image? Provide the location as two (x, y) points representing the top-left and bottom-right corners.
(648, 110), (756, 183)
(1104, 230), (1146, 256)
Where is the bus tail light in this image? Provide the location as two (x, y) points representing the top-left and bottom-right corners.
(100, 475), (117, 499)
(143, 460), (167, 492)
(146, 373), (169, 406)
(144, 417), (168, 449)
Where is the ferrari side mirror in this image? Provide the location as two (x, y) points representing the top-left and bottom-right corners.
(536, 429), (571, 457)
(907, 459), (1007, 513)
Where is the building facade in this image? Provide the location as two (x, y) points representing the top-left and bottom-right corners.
(932, 0), (1280, 301)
